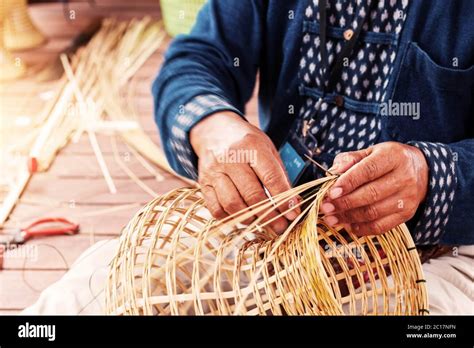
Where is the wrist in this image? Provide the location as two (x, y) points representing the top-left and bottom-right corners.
(190, 111), (247, 157)
(411, 145), (429, 204)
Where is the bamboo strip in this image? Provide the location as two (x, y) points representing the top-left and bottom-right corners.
(0, 80), (76, 226)
(60, 54), (117, 194)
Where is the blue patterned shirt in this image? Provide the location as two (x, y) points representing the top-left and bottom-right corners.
(153, 0), (474, 246)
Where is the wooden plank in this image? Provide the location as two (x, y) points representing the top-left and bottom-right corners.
(47, 153), (169, 179)
(62, 132), (162, 154)
(29, 3), (162, 37)
(5, 203), (144, 236)
(29, 4), (93, 39)
(0, 0), (172, 313)
(0, 270), (65, 309)
(92, 0), (160, 7)
(2, 235), (111, 270)
(21, 175), (184, 205)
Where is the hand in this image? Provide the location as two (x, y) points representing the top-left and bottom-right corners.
(320, 142), (429, 236)
(190, 112), (300, 233)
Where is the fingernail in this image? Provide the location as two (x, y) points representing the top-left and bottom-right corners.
(329, 187), (343, 199)
(324, 215), (339, 226)
(286, 200), (298, 220)
(274, 219), (288, 234)
(320, 202), (335, 214)
(328, 163), (339, 173)
(286, 210), (298, 220)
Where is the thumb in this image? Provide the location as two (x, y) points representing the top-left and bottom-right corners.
(329, 148), (373, 174)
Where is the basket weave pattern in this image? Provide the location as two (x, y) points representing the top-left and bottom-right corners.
(106, 178), (428, 315)
(160, 0), (206, 37)
(4, 0), (45, 50)
(0, 0), (25, 80)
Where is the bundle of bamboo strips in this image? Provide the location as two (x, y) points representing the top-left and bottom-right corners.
(106, 177), (428, 315)
(0, 17), (191, 226)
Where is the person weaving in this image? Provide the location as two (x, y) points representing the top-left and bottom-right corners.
(152, 0), (473, 313)
(154, 0), (473, 244)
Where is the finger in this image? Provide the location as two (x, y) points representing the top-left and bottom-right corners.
(325, 193), (404, 224)
(213, 173), (288, 231)
(350, 213), (405, 236)
(225, 163), (284, 227)
(225, 164), (287, 221)
(213, 174), (251, 220)
(201, 184), (227, 220)
(328, 150), (396, 199)
(225, 163), (267, 206)
(252, 145), (297, 220)
(324, 172), (403, 212)
(329, 148), (372, 174)
(270, 145), (302, 218)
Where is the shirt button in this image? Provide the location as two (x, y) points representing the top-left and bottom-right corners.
(335, 95), (344, 107)
(343, 28), (354, 41)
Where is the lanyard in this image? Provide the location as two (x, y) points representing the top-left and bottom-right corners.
(284, 1), (382, 182)
(318, 0), (376, 94)
(302, 0), (376, 137)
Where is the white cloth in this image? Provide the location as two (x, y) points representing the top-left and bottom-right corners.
(422, 245), (474, 315)
(22, 240), (474, 315)
(22, 239), (119, 315)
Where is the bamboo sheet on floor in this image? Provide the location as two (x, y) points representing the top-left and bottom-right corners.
(21, 240), (474, 315)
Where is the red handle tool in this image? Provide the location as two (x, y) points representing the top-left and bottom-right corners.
(0, 218), (80, 245)
(20, 217), (79, 241)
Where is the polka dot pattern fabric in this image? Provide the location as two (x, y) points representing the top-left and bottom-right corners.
(408, 141), (458, 245)
(168, 0), (458, 245)
(294, 0), (410, 159)
(291, 0), (458, 244)
(169, 94), (242, 180)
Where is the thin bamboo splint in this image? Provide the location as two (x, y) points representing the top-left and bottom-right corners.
(106, 176), (428, 315)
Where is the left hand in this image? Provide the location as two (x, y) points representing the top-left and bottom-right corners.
(320, 141), (429, 236)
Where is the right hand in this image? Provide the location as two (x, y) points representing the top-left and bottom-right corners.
(190, 111), (300, 233)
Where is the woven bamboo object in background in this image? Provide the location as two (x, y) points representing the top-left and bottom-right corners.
(160, 0), (206, 37)
(0, 0), (25, 80)
(107, 176), (429, 315)
(4, 0), (45, 50)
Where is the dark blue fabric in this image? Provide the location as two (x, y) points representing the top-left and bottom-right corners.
(152, 0), (474, 245)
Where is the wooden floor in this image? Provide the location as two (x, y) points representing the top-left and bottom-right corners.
(0, 0), (259, 314)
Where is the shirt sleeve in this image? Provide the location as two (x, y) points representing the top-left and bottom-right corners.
(407, 141), (458, 245)
(168, 94), (244, 180)
(152, 0), (265, 179)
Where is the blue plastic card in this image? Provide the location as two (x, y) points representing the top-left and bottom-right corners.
(279, 142), (306, 185)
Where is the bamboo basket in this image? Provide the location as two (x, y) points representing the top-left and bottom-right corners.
(4, 0), (45, 50)
(0, 0), (25, 80)
(160, 0), (206, 37)
(107, 177), (429, 315)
